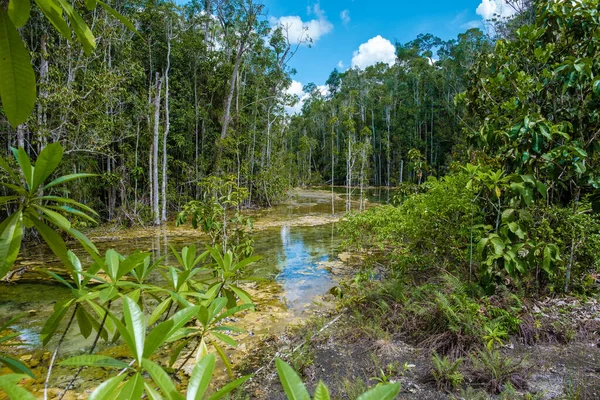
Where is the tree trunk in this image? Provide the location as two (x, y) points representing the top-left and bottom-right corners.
(161, 30), (172, 223)
(152, 72), (162, 225)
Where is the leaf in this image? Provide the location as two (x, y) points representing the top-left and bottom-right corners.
(32, 142), (63, 191)
(313, 381), (331, 400)
(35, 204), (72, 231)
(56, 0), (96, 54)
(0, 354), (34, 377)
(229, 285), (254, 307)
(118, 372), (144, 400)
(205, 375), (251, 400)
(97, 0), (139, 36)
(59, 355), (131, 370)
(149, 298), (172, 325)
(275, 358), (310, 400)
(186, 354), (215, 400)
(40, 299), (75, 346)
(211, 332), (237, 347)
(0, 211), (23, 279)
(41, 172), (96, 191)
(88, 374), (126, 400)
(141, 358), (183, 400)
(356, 383), (401, 400)
(8, 0), (30, 28)
(0, 374), (36, 399)
(76, 305), (93, 339)
(28, 217), (72, 269)
(85, 0), (96, 10)
(34, 0), (70, 37)
(0, 10), (36, 127)
(122, 295), (146, 363)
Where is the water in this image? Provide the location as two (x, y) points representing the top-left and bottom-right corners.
(0, 189), (357, 355)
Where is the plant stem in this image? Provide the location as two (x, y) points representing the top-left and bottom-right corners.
(58, 301), (112, 400)
(44, 303), (78, 400)
(174, 339), (201, 376)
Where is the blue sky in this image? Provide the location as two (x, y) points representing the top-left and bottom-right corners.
(261, 0), (516, 95)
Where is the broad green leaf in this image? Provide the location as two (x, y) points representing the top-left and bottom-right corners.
(313, 381), (330, 400)
(212, 340), (232, 377)
(85, 0), (97, 10)
(0, 354), (34, 377)
(97, 0), (139, 36)
(0, 10), (36, 127)
(7, 0), (29, 28)
(149, 298), (172, 325)
(141, 358), (183, 400)
(122, 295), (146, 363)
(88, 374), (126, 400)
(0, 374), (36, 399)
(34, 196), (99, 216)
(275, 358), (310, 400)
(0, 195), (20, 206)
(186, 354), (215, 400)
(40, 298), (75, 346)
(41, 172), (96, 191)
(0, 211), (23, 279)
(31, 142), (63, 191)
(59, 355), (131, 369)
(118, 372), (144, 400)
(34, 204), (72, 230)
(28, 216), (72, 269)
(12, 147), (32, 190)
(143, 320), (174, 359)
(76, 305), (93, 338)
(211, 332), (237, 347)
(356, 383), (401, 400)
(206, 375), (251, 400)
(34, 0), (70, 37)
(56, 0), (96, 54)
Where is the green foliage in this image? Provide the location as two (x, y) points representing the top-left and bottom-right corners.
(431, 353), (464, 391)
(0, 0), (136, 127)
(341, 172), (479, 274)
(275, 358), (401, 400)
(0, 143), (97, 278)
(469, 349), (525, 394)
(177, 176), (254, 257)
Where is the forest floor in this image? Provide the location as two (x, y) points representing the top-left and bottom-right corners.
(234, 294), (600, 400)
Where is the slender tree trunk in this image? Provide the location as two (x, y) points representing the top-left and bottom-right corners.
(161, 30), (172, 223)
(153, 73), (162, 225)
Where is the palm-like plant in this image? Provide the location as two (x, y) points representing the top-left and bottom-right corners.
(60, 296), (250, 399)
(0, 143), (98, 278)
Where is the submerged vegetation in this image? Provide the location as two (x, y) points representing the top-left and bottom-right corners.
(1, 0), (600, 398)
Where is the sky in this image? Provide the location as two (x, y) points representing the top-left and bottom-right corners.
(259, 0), (519, 112)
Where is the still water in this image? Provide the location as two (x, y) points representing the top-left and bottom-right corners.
(0, 189), (392, 356)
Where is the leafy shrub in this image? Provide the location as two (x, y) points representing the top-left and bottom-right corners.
(431, 353), (464, 391)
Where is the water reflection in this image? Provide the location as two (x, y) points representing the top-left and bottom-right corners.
(276, 225), (334, 311)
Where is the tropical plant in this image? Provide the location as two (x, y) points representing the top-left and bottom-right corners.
(431, 353), (464, 391)
(275, 358), (401, 400)
(0, 143), (98, 278)
(0, 0), (136, 127)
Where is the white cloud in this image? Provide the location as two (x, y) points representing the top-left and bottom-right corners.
(270, 4), (333, 45)
(285, 80), (308, 114)
(351, 35), (396, 69)
(284, 80), (329, 114)
(476, 0), (519, 19)
(340, 9), (350, 26)
(461, 20), (483, 29)
(337, 60), (345, 69)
